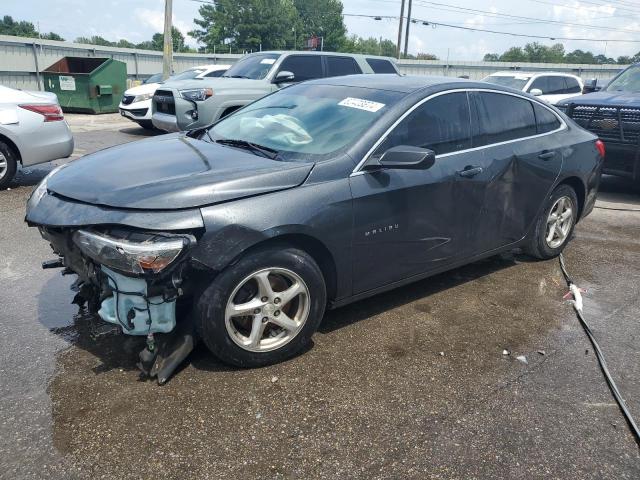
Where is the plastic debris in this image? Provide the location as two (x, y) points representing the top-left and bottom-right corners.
(516, 355), (528, 364)
(502, 349), (510, 356)
(439, 351), (444, 356)
(271, 376), (278, 383)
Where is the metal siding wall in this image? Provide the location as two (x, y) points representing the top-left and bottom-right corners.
(0, 35), (626, 90)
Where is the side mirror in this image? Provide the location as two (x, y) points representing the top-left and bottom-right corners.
(377, 145), (436, 170)
(530, 88), (543, 97)
(582, 78), (599, 94)
(274, 70), (295, 83)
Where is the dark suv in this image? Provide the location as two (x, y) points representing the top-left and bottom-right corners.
(557, 63), (640, 185)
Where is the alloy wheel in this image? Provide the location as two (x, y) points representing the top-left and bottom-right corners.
(224, 267), (310, 353)
(0, 152), (7, 180)
(545, 196), (573, 249)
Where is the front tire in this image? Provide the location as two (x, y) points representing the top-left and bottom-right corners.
(196, 246), (326, 367)
(0, 141), (18, 190)
(525, 184), (578, 259)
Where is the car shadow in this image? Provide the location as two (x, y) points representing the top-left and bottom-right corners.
(597, 174), (640, 206)
(119, 126), (164, 137)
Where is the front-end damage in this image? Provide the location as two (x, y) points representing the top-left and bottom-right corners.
(27, 181), (210, 384)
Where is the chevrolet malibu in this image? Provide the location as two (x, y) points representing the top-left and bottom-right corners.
(26, 76), (603, 383)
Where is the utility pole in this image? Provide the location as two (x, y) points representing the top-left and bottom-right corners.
(162, 0), (173, 80)
(396, 0), (406, 59)
(403, 0), (413, 58)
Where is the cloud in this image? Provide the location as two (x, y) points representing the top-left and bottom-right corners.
(134, 7), (196, 43)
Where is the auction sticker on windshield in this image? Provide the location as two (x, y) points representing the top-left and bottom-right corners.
(338, 97), (385, 112)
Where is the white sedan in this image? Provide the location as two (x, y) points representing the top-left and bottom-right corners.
(482, 72), (584, 105)
(0, 86), (74, 189)
(119, 65), (230, 129)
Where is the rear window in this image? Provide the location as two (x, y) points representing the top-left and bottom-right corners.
(278, 55), (323, 82)
(366, 58), (397, 74)
(326, 56), (361, 76)
(534, 103), (561, 134)
(475, 92), (537, 145)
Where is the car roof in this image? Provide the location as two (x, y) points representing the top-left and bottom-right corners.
(245, 50), (397, 63)
(304, 74), (481, 93)
(488, 71), (580, 79)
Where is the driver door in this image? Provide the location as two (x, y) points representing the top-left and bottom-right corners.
(349, 91), (489, 294)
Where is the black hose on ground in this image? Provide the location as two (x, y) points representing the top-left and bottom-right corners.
(559, 253), (640, 446)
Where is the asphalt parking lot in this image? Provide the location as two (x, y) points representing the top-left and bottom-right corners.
(1, 113), (640, 479)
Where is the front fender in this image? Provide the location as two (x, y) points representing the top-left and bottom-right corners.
(191, 178), (353, 300)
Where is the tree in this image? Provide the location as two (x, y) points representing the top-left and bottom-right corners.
(151, 26), (189, 52)
(617, 56), (632, 65)
(0, 15), (64, 40)
(293, 0), (346, 52)
(75, 36), (115, 46)
(483, 53), (500, 62)
(340, 35), (399, 57)
(116, 39), (136, 49)
(499, 47), (527, 62)
(415, 52), (438, 60)
(190, 0), (299, 51)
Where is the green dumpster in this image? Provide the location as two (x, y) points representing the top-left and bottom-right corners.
(42, 57), (126, 114)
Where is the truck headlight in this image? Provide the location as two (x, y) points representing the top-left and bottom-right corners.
(180, 88), (214, 102)
(133, 93), (153, 103)
(73, 230), (189, 274)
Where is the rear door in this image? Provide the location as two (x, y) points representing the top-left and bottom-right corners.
(324, 56), (362, 77)
(471, 91), (563, 252)
(350, 91), (490, 294)
(275, 55), (323, 86)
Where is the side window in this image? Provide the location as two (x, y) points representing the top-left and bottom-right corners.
(376, 92), (471, 156)
(326, 56), (361, 77)
(547, 76), (568, 94)
(529, 76), (550, 94)
(565, 77), (582, 94)
(475, 92), (537, 145)
(277, 55), (323, 82)
(534, 103), (561, 134)
(366, 58), (397, 74)
(205, 70), (225, 77)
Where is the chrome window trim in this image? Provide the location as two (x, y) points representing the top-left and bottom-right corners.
(351, 88), (567, 176)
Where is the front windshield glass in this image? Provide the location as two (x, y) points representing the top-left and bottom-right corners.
(168, 68), (206, 82)
(483, 75), (530, 90)
(208, 84), (403, 162)
(143, 73), (163, 84)
(606, 65), (640, 92)
(222, 53), (280, 80)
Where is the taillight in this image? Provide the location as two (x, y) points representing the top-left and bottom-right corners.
(19, 104), (64, 122)
(595, 139), (605, 158)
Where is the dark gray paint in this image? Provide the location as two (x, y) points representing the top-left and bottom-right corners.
(26, 76), (602, 308)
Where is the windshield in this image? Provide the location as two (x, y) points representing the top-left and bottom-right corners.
(605, 65), (640, 92)
(208, 84), (403, 162)
(222, 53), (280, 80)
(143, 73), (163, 84)
(168, 68), (207, 81)
(483, 75), (530, 90)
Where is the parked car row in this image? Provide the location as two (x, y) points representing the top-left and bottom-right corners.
(482, 72), (584, 105)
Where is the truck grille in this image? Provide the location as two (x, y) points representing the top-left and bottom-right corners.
(568, 104), (640, 144)
(121, 95), (135, 105)
(153, 90), (175, 115)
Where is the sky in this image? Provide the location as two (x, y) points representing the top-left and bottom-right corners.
(4, 0), (640, 60)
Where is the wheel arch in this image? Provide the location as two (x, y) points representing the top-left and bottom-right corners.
(0, 133), (22, 164)
(232, 233), (338, 304)
(556, 176), (586, 220)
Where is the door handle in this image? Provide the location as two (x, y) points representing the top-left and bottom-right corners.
(457, 166), (483, 178)
(538, 151), (556, 160)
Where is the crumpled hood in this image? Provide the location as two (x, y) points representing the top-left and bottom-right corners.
(559, 90), (640, 108)
(46, 134), (314, 210)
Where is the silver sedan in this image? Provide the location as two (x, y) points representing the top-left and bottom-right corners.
(0, 86), (74, 189)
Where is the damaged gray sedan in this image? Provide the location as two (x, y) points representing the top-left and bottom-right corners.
(26, 75), (603, 383)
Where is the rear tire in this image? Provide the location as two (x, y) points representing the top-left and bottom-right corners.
(525, 184), (578, 259)
(196, 246), (326, 367)
(0, 141), (17, 190)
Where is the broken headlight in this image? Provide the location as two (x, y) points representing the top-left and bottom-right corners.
(73, 230), (189, 275)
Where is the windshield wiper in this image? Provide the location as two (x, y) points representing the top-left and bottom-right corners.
(215, 138), (280, 160)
